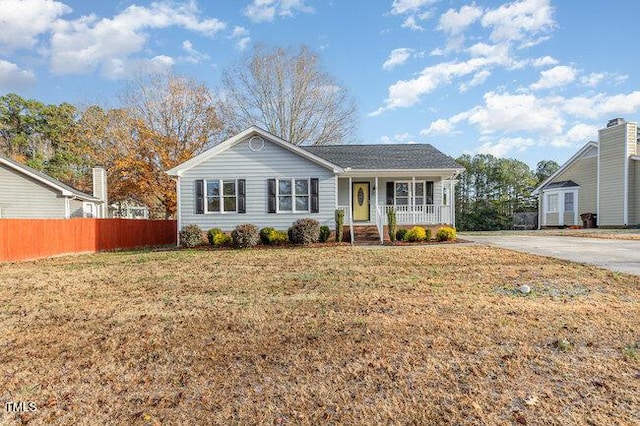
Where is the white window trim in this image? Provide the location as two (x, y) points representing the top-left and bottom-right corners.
(543, 188), (579, 226)
(275, 178), (311, 214)
(393, 180), (434, 206)
(204, 178), (238, 214)
(83, 202), (95, 218)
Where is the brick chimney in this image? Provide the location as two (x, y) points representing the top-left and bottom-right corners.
(92, 167), (108, 218)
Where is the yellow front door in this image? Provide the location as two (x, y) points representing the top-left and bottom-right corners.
(352, 182), (370, 221)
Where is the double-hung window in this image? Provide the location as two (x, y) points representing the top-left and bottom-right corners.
(393, 181), (434, 206)
(563, 192), (574, 212)
(268, 178), (318, 213)
(277, 178), (309, 212)
(195, 178), (245, 214)
(206, 179), (236, 213)
(546, 193), (559, 213)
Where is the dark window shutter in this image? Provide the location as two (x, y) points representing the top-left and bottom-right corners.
(310, 178), (319, 213)
(238, 179), (246, 213)
(386, 181), (394, 205)
(267, 179), (276, 213)
(195, 179), (204, 214)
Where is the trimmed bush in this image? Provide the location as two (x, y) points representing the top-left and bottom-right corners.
(319, 225), (331, 243)
(231, 223), (260, 248)
(335, 209), (344, 242)
(425, 228), (432, 241)
(387, 209), (397, 242)
(289, 218), (320, 245)
(436, 226), (457, 242)
(404, 226), (427, 242)
(395, 228), (408, 241)
(288, 227), (294, 243)
(212, 232), (232, 247)
(207, 227), (224, 246)
(179, 224), (204, 248)
(268, 229), (288, 245)
(259, 227), (275, 245)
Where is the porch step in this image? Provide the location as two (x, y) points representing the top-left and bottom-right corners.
(346, 225), (385, 245)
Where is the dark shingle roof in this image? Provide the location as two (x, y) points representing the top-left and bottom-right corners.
(0, 155), (99, 201)
(544, 180), (579, 190)
(302, 144), (463, 170)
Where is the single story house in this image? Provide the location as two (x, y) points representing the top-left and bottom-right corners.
(0, 156), (107, 219)
(533, 118), (640, 228)
(167, 126), (464, 243)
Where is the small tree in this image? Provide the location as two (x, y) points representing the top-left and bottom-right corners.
(387, 209), (397, 242)
(335, 209), (344, 242)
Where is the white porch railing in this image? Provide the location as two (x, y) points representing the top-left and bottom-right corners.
(375, 205), (384, 244)
(337, 205), (354, 244)
(381, 205), (452, 226)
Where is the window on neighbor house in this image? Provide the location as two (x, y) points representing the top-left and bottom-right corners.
(547, 193), (559, 213)
(564, 192), (574, 212)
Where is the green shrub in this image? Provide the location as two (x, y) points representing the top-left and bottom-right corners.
(207, 227), (223, 246)
(425, 228), (432, 241)
(436, 226), (457, 242)
(231, 223), (260, 248)
(387, 209), (397, 242)
(259, 227), (275, 245)
(404, 226), (427, 242)
(212, 232), (232, 247)
(268, 229), (288, 245)
(288, 227), (294, 242)
(319, 225), (331, 243)
(290, 218), (320, 245)
(395, 228), (407, 241)
(179, 224), (204, 248)
(335, 209), (344, 242)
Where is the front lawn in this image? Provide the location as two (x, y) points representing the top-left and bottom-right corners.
(0, 246), (638, 424)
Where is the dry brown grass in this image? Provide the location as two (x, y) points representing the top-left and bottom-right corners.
(1, 246), (638, 425)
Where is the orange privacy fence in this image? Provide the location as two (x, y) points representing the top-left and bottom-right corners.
(0, 219), (177, 262)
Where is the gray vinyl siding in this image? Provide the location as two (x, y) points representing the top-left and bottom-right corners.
(563, 212), (575, 226)
(598, 124), (627, 226)
(0, 163), (66, 218)
(180, 138), (336, 231)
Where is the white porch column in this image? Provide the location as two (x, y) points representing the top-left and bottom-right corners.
(411, 176), (416, 225)
(450, 179), (455, 227)
(375, 176), (381, 243)
(348, 176), (354, 244)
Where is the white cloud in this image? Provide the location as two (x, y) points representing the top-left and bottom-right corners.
(476, 136), (535, 157)
(49, 1), (225, 78)
(230, 26), (251, 51)
(580, 72), (627, 88)
(530, 65), (577, 90)
(371, 43), (515, 115)
(182, 40), (209, 64)
(481, 0), (555, 44)
(0, 0), (71, 52)
(379, 132), (413, 144)
(550, 123), (598, 147)
(532, 55), (558, 67)
(244, 0), (313, 23)
(390, 0), (436, 15)
(382, 48), (414, 70)
(0, 59), (37, 90)
(421, 119), (454, 136)
(459, 69), (491, 92)
(401, 15), (424, 31)
(438, 5), (483, 35)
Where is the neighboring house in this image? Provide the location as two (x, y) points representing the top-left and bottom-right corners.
(0, 156), (107, 219)
(533, 118), (640, 228)
(167, 126), (464, 243)
(109, 201), (150, 219)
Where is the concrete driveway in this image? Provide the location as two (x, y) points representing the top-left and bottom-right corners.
(464, 234), (640, 276)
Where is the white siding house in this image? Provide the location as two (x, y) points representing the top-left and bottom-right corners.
(168, 127), (464, 244)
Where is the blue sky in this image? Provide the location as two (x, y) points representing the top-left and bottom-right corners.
(1, 0), (639, 167)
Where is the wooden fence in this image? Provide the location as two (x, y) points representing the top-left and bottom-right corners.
(0, 219), (177, 262)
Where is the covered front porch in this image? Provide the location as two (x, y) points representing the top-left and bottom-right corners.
(336, 174), (457, 244)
